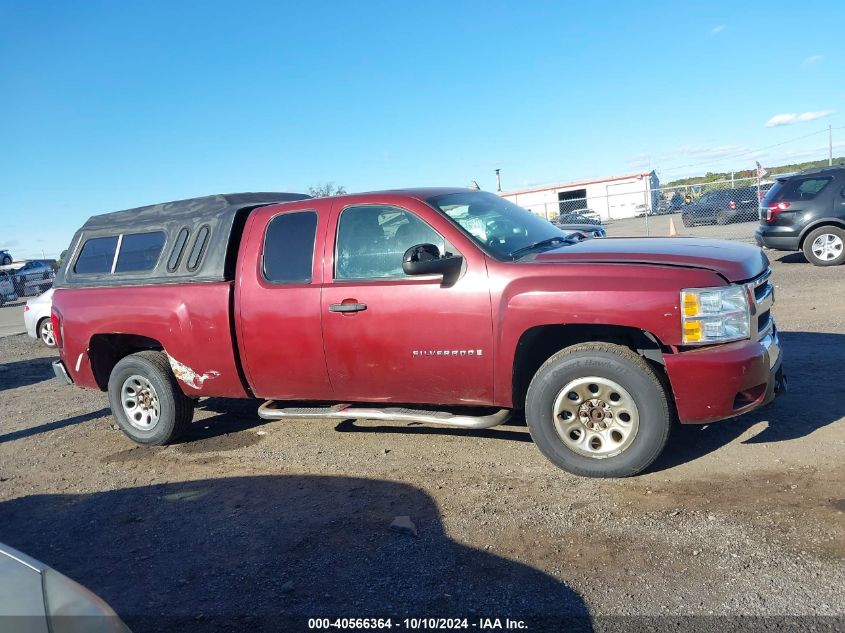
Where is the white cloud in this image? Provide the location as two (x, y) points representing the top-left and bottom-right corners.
(627, 153), (651, 168)
(710, 25), (725, 35)
(765, 110), (834, 127)
(680, 144), (745, 159)
(774, 142), (845, 162)
(803, 54), (824, 65)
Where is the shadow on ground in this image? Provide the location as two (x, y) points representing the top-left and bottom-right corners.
(0, 407), (110, 444)
(0, 476), (591, 633)
(0, 356), (57, 391)
(775, 252), (808, 264)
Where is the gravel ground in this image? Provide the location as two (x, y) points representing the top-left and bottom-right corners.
(0, 252), (843, 633)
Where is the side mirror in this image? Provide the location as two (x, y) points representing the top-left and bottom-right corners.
(402, 244), (463, 286)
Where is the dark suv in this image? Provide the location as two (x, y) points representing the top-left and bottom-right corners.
(681, 186), (764, 226)
(755, 166), (845, 266)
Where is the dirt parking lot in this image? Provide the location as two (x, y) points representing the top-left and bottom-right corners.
(0, 250), (843, 632)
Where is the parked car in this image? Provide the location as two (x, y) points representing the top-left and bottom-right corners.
(0, 260), (55, 296)
(553, 223), (607, 239)
(681, 186), (763, 226)
(50, 190), (783, 478)
(755, 166), (845, 266)
(0, 271), (17, 305)
(0, 542), (131, 632)
(556, 208), (601, 225)
(24, 288), (55, 346)
(0, 249), (11, 266)
(657, 192), (684, 214)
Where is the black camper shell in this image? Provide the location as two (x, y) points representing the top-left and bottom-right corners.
(55, 192), (310, 289)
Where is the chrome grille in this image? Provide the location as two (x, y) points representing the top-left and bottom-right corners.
(746, 268), (774, 340)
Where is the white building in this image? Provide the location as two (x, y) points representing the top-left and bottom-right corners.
(500, 171), (660, 221)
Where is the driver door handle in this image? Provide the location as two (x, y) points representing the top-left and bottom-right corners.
(329, 302), (367, 313)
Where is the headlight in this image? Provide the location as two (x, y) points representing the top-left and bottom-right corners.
(680, 285), (750, 344)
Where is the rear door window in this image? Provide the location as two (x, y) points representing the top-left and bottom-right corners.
(263, 211), (318, 283)
(114, 232), (166, 273)
(770, 177), (832, 202)
(74, 236), (119, 274)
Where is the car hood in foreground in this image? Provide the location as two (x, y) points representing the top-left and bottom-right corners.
(529, 237), (768, 282)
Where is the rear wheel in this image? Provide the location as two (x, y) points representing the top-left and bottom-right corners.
(1, 255), (11, 266)
(715, 209), (729, 225)
(681, 215), (693, 227)
(525, 343), (671, 478)
(37, 318), (56, 347)
(803, 226), (845, 266)
(107, 351), (194, 445)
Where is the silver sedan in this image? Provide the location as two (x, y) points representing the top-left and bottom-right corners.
(0, 542), (131, 633)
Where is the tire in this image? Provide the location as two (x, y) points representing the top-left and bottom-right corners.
(802, 226), (845, 267)
(1, 256), (10, 266)
(107, 350), (195, 445)
(715, 210), (729, 225)
(681, 215), (693, 227)
(37, 318), (56, 348)
(525, 342), (671, 478)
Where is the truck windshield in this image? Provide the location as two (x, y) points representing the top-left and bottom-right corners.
(426, 191), (571, 259)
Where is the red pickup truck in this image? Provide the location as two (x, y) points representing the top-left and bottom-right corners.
(51, 189), (784, 477)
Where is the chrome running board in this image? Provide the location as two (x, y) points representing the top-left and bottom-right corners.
(257, 401), (511, 430)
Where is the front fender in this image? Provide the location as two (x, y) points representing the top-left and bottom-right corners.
(489, 262), (724, 406)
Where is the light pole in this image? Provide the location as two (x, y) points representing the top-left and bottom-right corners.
(495, 169), (502, 192)
(829, 125), (833, 166)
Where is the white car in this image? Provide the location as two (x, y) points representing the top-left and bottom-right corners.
(24, 289), (55, 347)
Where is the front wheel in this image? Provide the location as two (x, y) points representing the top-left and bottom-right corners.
(525, 343), (671, 477)
(715, 210), (729, 225)
(802, 226), (845, 266)
(107, 351), (195, 445)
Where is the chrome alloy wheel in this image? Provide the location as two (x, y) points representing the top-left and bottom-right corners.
(40, 320), (55, 346)
(811, 233), (844, 262)
(553, 377), (640, 459)
(121, 375), (161, 430)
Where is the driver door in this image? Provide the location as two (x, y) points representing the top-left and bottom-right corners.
(320, 199), (495, 406)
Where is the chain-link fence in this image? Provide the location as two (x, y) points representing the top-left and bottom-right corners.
(517, 176), (772, 242)
(0, 262), (55, 301)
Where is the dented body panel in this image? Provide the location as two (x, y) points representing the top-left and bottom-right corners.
(53, 283), (248, 398)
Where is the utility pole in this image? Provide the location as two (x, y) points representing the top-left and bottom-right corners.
(495, 169), (502, 192)
(829, 125), (833, 166)
(730, 171), (735, 188)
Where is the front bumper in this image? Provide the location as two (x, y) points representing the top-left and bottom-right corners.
(664, 326), (784, 424)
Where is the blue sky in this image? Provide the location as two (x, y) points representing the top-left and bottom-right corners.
(1, 0), (843, 258)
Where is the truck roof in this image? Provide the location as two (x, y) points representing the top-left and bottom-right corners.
(56, 192), (310, 289)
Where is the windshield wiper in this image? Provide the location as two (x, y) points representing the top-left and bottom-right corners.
(509, 236), (572, 259)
